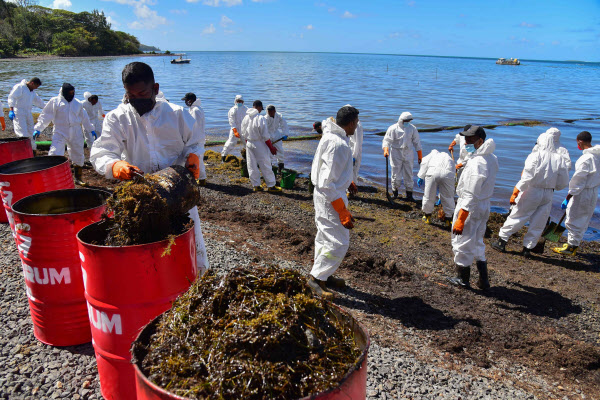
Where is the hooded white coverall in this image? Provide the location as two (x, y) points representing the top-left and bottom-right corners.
(7, 79), (45, 150)
(383, 116), (422, 192)
(187, 99), (207, 180)
(82, 91), (104, 146)
(310, 118), (353, 281)
(90, 100), (209, 273)
(533, 128), (572, 171)
(34, 88), (93, 167)
(221, 96), (248, 157)
(564, 145), (600, 246)
(241, 108), (276, 188)
(265, 110), (289, 164)
(499, 132), (570, 248)
(418, 149), (456, 216)
(349, 121), (364, 183)
(452, 139), (499, 267)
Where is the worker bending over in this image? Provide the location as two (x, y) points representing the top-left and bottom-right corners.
(8, 77), (44, 150)
(448, 125), (498, 290)
(221, 95), (247, 161)
(182, 92), (207, 186)
(553, 131), (600, 256)
(309, 105), (359, 299)
(90, 62), (209, 273)
(265, 104), (289, 174)
(417, 149), (455, 226)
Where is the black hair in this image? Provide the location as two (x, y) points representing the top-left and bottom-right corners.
(336, 105), (359, 127)
(90, 95), (98, 102)
(253, 100), (263, 108)
(577, 131), (592, 143)
(267, 105), (276, 111)
(122, 62), (155, 86)
(313, 121), (322, 128)
(30, 77), (42, 86)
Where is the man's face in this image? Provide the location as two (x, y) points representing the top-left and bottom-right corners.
(90, 98), (98, 106)
(27, 82), (40, 91)
(315, 125), (323, 134)
(256, 105), (263, 113)
(236, 100), (244, 106)
(465, 135), (484, 149)
(267, 108), (275, 118)
(345, 118), (359, 136)
(125, 81), (158, 101)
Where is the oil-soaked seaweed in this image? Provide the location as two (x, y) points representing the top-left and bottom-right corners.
(134, 266), (361, 399)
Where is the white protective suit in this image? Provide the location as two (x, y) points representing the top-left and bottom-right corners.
(7, 79), (45, 150)
(265, 109), (289, 164)
(82, 91), (104, 146)
(382, 113), (422, 192)
(499, 132), (570, 248)
(240, 108), (276, 188)
(187, 98), (207, 180)
(310, 118), (353, 281)
(417, 149), (456, 216)
(90, 100), (209, 273)
(565, 145), (600, 246)
(452, 139), (499, 267)
(349, 120), (364, 183)
(34, 88), (93, 167)
(221, 95), (248, 157)
(533, 127), (572, 171)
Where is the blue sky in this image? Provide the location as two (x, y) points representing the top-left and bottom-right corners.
(45, 0), (600, 61)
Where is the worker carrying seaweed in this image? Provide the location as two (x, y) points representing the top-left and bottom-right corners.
(265, 104), (289, 175)
(7, 77), (45, 150)
(553, 131), (600, 256)
(308, 105), (359, 299)
(33, 83), (95, 187)
(417, 149), (455, 226)
(447, 125), (498, 290)
(90, 62), (209, 273)
(221, 95), (247, 162)
(382, 112), (422, 201)
(491, 130), (569, 256)
(182, 92), (207, 186)
(240, 100), (282, 193)
(82, 92), (104, 147)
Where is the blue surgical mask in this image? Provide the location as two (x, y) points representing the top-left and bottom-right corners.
(465, 144), (476, 154)
(237, 102), (243, 107)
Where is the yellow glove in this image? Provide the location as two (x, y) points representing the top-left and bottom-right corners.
(383, 147), (389, 157)
(185, 153), (200, 179)
(331, 198), (354, 229)
(509, 187), (520, 205)
(112, 161), (142, 181)
(452, 209), (469, 235)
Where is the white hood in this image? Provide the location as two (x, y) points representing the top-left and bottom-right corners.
(83, 91), (92, 101)
(584, 145), (600, 156)
(191, 98), (201, 107)
(474, 138), (496, 156)
(322, 117), (347, 138)
(535, 131), (556, 153)
(246, 108), (260, 118)
(398, 112), (413, 125)
(234, 94), (243, 105)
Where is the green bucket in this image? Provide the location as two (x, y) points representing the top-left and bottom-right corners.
(280, 169), (297, 189)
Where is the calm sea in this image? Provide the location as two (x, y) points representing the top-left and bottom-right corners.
(1, 52), (598, 239)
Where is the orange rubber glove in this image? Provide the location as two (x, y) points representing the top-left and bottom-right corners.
(417, 150), (423, 164)
(102, 114), (105, 118)
(0, 116), (5, 131)
(348, 181), (358, 195)
(455, 163), (463, 170)
(383, 147), (389, 157)
(452, 209), (469, 235)
(233, 127), (240, 138)
(448, 140), (456, 151)
(509, 187), (520, 205)
(185, 153), (200, 179)
(112, 161), (142, 181)
(331, 198), (354, 229)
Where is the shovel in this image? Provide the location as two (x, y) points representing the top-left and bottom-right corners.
(542, 211), (567, 242)
(272, 135), (288, 145)
(385, 155), (394, 205)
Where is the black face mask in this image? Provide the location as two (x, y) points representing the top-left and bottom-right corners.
(129, 98), (155, 116)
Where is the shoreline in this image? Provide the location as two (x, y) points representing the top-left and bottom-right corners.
(0, 53), (172, 63)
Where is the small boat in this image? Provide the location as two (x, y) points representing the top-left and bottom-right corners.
(171, 54), (191, 64)
(496, 57), (520, 65)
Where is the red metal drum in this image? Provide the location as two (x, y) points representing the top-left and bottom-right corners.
(11, 189), (110, 346)
(77, 221), (198, 400)
(0, 156), (74, 229)
(131, 304), (370, 400)
(0, 138), (34, 222)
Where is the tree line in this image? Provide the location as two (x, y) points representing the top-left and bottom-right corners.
(0, 0), (142, 58)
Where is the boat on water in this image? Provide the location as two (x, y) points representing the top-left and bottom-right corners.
(496, 57), (520, 65)
(171, 54), (191, 64)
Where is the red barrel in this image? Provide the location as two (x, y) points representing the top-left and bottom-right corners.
(0, 138), (34, 222)
(132, 304), (370, 400)
(0, 156), (74, 229)
(77, 222), (198, 400)
(11, 189), (110, 346)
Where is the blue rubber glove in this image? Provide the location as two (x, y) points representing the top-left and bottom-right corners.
(8, 110), (15, 120)
(91, 131), (97, 140)
(561, 198), (569, 210)
(435, 198), (442, 206)
(282, 135), (288, 141)
(33, 130), (41, 139)
(353, 157), (356, 166)
(417, 178), (424, 187)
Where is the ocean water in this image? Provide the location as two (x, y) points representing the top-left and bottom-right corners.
(0, 52), (598, 239)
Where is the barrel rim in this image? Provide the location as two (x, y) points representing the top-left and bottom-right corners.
(11, 188), (111, 217)
(0, 137), (31, 144)
(76, 219), (195, 248)
(131, 301), (370, 400)
(0, 155), (69, 175)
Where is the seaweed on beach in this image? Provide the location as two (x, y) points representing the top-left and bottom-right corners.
(133, 266), (362, 400)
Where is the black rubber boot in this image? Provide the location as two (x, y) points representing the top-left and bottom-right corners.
(392, 189), (398, 199)
(491, 237), (507, 252)
(476, 260), (490, 290)
(447, 265), (471, 288)
(73, 166), (87, 187)
(521, 247), (532, 258)
(278, 162), (285, 175)
(326, 275), (346, 288)
(221, 155), (226, 163)
(307, 276), (334, 300)
(406, 191), (414, 202)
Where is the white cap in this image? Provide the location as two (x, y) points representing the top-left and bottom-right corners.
(83, 91), (92, 100)
(235, 95), (243, 101)
(400, 111), (413, 121)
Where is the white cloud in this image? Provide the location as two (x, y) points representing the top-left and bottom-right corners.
(170, 9), (188, 14)
(202, 23), (216, 34)
(519, 22), (539, 28)
(52, 0), (72, 9)
(315, 2), (336, 13)
(101, 0), (168, 29)
(305, 24), (314, 30)
(342, 10), (356, 18)
(406, 0), (415, 6)
(220, 15), (234, 27)
(106, 15), (119, 27)
(187, 0), (243, 6)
